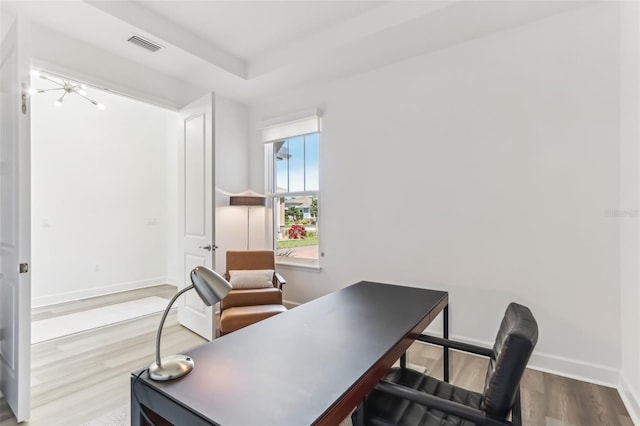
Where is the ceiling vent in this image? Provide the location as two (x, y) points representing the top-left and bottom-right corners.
(127, 35), (162, 52)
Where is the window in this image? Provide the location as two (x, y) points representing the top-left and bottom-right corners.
(268, 133), (320, 265)
(261, 110), (321, 267)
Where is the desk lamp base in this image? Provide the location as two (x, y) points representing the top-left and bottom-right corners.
(149, 354), (194, 381)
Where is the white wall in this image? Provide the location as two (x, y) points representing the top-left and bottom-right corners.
(165, 111), (180, 285)
(31, 78), (177, 306)
(250, 3), (623, 385)
(213, 95), (251, 275)
(619, 2), (640, 423)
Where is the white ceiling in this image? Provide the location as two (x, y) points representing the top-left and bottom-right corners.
(136, 1), (386, 60)
(2, 0), (590, 108)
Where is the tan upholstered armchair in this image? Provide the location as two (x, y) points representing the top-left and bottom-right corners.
(219, 250), (287, 335)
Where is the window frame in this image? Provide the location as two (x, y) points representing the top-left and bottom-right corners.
(265, 132), (321, 269)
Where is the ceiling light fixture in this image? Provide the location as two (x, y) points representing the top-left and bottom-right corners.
(29, 70), (106, 110)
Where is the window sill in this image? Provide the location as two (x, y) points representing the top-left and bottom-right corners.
(275, 260), (322, 272)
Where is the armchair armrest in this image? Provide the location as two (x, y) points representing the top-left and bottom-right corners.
(274, 272), (286, 289)
(374, 381), (513, 426)
(417, 334), (494, 358)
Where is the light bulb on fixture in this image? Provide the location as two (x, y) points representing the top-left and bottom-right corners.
(90, 100), (107, 110)
(27, 88), (37, 95)
(55, 92), (66, 107)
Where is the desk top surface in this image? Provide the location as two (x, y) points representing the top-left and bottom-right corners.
(135, 281), (447, 425)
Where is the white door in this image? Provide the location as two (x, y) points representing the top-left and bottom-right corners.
(177, 93), (216, 340)
(0, 18), (31, 422)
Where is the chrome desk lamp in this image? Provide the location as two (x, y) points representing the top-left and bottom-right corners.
(149, 266), (231, 381)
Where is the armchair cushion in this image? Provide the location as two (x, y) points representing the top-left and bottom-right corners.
(228, 269), (274, 289)
(367, 368), (481, 426)
(220, 288), (283, 310)
(220, 304), (287, 334)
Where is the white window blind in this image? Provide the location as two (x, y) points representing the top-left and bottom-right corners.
(258, 109), (321, 143)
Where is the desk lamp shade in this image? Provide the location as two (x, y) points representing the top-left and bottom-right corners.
(190, 266), (232, 306)
(149, 266), (231, 381)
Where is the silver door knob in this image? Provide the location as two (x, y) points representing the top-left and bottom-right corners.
(199, 244), (217, 251)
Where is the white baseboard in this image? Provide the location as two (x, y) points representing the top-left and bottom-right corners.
(417, 332), (621, 388)
(32, 277), (173, 307)
(620, 375), (640, 426)
(165, 276), (181, 287)
(527, 351), (620, 388)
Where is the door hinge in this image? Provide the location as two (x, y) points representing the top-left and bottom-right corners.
(19, 263), (28, 274)
(22, 83), (29, 115)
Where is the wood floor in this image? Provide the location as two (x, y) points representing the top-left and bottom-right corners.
(0, 286), (634, 426)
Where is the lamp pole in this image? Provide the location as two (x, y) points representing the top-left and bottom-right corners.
(229, 195), (266, 251)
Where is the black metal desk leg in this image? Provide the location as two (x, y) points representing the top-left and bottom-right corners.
(400, 353), (407, 369)
(131, 378), (142, 426)
(352, 401), (365, 426)
(443, 305), (449, 383)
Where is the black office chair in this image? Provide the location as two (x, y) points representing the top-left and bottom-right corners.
(356, 302), (538, 426)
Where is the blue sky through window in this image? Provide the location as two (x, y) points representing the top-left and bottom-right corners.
(275, 133), (319, 192)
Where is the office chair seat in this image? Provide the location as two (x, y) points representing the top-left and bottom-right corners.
(367, 368), (482, 426)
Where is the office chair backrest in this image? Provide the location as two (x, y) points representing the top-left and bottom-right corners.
(482, 302), (538, 418)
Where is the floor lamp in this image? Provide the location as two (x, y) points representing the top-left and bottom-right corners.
(230, 195), (266, 250)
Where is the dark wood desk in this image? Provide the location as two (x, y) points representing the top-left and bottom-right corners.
(131, 281), (448, 426)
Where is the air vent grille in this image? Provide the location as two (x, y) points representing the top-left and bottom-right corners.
(127, 35), (162, 52)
